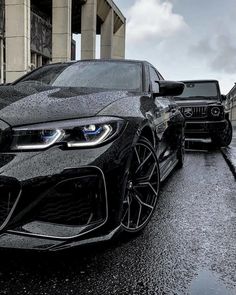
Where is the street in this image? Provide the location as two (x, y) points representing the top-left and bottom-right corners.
(0, 150), (236, 295)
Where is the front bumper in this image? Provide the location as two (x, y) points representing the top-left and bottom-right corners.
(0, 127), (134, 251)
(184, 119), (227, 137)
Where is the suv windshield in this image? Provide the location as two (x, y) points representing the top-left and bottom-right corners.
(16, 61), (143, 92)
(177, 82), (219, 99)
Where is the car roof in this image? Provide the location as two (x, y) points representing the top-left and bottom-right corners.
(47, 59), (148, 66)
(181, 79), (219, 83)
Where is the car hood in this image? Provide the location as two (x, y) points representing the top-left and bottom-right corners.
(0, 84), (134, 126)
(174, 99), (220, 106)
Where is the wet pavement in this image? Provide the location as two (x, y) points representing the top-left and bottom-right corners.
(0, 151), (236, 295)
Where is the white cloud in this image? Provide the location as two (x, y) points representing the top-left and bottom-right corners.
(190, 33), (236, 78)
(126, 0), (187, 44)
(117, 0), (236, 94)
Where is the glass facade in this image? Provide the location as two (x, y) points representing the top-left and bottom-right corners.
(31, 11), (52, 59)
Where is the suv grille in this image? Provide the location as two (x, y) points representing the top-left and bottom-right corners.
(180, 106), (207, 118)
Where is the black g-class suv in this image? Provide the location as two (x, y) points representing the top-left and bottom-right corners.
(174, 80), (232, 147)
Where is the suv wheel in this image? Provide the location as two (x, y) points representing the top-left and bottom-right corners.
(211, 119), (233, 147)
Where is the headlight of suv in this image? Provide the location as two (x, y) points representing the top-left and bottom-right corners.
(209, 105), (224, 119)
(10, 117), (124, 151)
(211, 106), (221, 116)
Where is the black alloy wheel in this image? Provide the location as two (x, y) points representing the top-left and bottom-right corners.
(121, 137), (160, 233)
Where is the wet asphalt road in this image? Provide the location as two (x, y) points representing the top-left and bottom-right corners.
(0, 150), (236, 295)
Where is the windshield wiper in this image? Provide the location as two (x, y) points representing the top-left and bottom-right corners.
(17, 80), (50, 86)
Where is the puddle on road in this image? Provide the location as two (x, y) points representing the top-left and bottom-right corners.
(189, 270), (235, 295)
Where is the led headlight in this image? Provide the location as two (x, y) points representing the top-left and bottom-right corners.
(210, 106), (221, 117)
(10, 117), (124, 151)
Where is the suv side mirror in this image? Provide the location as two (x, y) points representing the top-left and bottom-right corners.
(221, 94), (227, 101)
(153, 80), (185, 97)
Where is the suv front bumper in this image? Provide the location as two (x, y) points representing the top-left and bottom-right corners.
(185, 119), (227, 136)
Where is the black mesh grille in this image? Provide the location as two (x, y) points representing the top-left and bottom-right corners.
(0, 177), (21, 229)
(36, 175), (106, 226)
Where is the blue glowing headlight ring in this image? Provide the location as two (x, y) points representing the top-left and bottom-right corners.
(83, 127), (103, 136)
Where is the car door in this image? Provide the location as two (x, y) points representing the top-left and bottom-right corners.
(149, 66), (178, 173)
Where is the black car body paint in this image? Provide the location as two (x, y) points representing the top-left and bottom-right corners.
(0, 60), (185, 251)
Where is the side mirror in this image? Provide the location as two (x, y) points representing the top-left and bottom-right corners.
(221, 94), (227, 101)
(153, 80), (185, 97)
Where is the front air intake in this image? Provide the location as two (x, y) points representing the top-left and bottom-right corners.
(0, 177), (21, 230)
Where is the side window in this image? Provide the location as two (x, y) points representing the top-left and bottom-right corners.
(149, 67), (160, 93)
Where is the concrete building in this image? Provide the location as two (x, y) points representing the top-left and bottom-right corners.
(227, 84), (236, 125)
(0, 0), (4, 83)
(0, 0), (126, 83)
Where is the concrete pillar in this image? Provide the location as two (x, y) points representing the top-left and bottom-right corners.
(5, 0), (31, 82)
(52, 0), (72, 63)
(100, 9), (114, 59)
(81, 0), (97, 59)
(112, 22), (126, 59)
(0, 38), (3, 83)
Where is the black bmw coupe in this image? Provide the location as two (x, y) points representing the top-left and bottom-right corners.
(0, 60), (185, 251)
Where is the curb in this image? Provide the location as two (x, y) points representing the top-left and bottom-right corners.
(221, 146), (236, 180)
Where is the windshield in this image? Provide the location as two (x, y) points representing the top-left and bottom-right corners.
(16, 61), (143, 92)
(177, 82), (219, 99)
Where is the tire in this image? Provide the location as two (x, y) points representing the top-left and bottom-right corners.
(121, 137), (160, 233)
(211, 119), (233, 147)
(176, 131), (185, 169)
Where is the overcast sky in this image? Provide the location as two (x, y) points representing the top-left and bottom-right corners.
(75, 0), (236, 94)
(114, 0), (236, 94)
